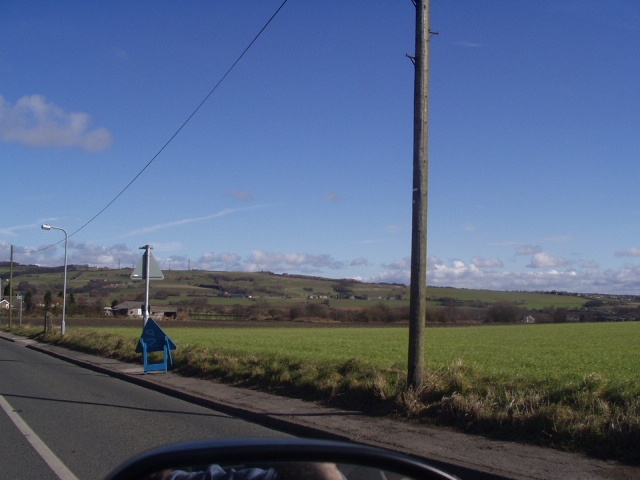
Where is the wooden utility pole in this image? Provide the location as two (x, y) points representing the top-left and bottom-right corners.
(408, 0), (430, 391)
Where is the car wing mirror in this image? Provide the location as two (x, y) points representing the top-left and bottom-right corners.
(104, 438), (459, 480)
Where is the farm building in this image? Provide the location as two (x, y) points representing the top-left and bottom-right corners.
(0, 298), (20, 310)
(111, 301), (177, 320)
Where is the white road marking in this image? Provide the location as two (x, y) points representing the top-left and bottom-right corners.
(0, 395), (80, 480)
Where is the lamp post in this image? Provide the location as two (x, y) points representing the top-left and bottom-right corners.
(41, 224), (68, 336)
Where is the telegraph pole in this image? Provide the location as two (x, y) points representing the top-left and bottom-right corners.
(408, 0), (430, 391)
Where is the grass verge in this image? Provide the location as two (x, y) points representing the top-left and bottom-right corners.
(3, 324), (639, 464)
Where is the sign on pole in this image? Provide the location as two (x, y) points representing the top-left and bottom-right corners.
(131, 250), (164, 280)
(131, 245), (164, 326)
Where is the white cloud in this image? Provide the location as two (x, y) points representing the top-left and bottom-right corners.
(246, 250), (344, 273)
(70, 242), (135, 266)
(195, 252), (243, 271)
(527, 251), (569, 268)
(471, 256), (503, 268)
(430, 257), (484, 287)
(10, 237), (640, 295)
(0, 94), (113, 151)
(368, 258), (411, 284)
(7, 241), (135, 268)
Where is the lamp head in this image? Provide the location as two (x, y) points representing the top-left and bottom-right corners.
(41, 224), (52, 230)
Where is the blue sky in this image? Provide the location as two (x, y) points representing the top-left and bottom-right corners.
(1, 1), (639, 294)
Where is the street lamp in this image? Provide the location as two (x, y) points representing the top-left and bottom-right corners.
(41, 224), (68, 336)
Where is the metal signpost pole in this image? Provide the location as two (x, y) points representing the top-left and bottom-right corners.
(140, 245), (151, 326)
(132, 244), (163, 328)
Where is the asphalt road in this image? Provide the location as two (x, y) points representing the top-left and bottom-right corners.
(0, 340), (291, 479)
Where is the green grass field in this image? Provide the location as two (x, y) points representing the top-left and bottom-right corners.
(426, 287), (589, 310)
(84, 322), (640, 387)
(7, 320), (640, 460)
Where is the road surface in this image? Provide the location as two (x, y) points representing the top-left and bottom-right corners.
(0, 339), (290, 479)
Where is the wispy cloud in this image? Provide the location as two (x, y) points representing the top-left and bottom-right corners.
(232, 190), (255, 201)
(517, 245), (543, 255)
(0, 223), (39, 236)
(489, 241), (522, 248)
(455, 41), (483, 48)
(324, 192), (342, 202)
(124, 205), (265, 237)
(0, 94), (113, 151)
(615, 247), (640, 257)
(542, 235), (573, 243)
(109, 46), (130, 62)
(350, 257), (369, 267)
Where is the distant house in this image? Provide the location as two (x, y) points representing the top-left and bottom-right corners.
(112, 301), (145, 317)
(112, 301), (177, 320)
(223, 293), (246, 299)
(0, 298), (19, 310)
(524, 315), (536, 324)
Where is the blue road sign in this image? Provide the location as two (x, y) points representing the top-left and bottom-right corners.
(136, 319), (176, 373)
(135, 319), (176, 353)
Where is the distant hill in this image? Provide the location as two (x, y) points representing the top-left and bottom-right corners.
(0, 263), (406, 306)
(0, 262), (619, 313)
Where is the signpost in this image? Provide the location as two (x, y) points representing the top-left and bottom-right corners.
(131, 245), (164, 326)
(131, 246), (175, 373)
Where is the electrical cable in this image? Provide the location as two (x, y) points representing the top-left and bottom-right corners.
(38, 0), (288, 252)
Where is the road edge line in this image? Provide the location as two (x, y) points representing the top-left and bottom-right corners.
(0, 394), (80, 480)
